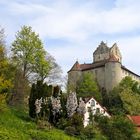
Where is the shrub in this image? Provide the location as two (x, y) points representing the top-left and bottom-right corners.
(56, 118), (68, 129)
(96, 115), (136, 140)
(80, 125), (95, 139)
(65, 126), (77, 136)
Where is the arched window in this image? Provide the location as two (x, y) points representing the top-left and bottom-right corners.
(91, 100), (95, 106)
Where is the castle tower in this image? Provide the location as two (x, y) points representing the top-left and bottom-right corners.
(93, 41), (110, 62)
(105, 54), (122, 92)
(68, 41), (140, 93)
(110, 43), (122, 63)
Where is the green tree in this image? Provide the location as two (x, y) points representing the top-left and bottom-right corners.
(118, 76), (140, 115)
(103, 76), (140, 115)
(32, 54), (50, 82)
(11, 26), (49, 81)
(96, 115), (135, 140)
(76, 72), (102, 101)
(119, 76), (140, 94)
(29, 83), (37, 118)
(120, 88), (140, 115)
(0, 28), (13, 94)
(11, 26), (50, 104)
(102, 87), (125, 115)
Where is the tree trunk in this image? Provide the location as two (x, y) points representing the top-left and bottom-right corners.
(9, 70), (26, 107)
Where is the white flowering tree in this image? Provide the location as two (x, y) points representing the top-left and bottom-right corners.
(35, 97), (43, 118)
(51, 96), (62, 123)
(66, 92), (78, 117)
(77, 97), (86, 115)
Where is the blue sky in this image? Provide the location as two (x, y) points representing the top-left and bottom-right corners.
(1, 0), (140, 76)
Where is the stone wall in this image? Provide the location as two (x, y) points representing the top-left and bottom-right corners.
(68, 70), (82, 91)
(105, 62), (122, 92)
(93, 52), (109, 62)
(121, 69), (140, 82)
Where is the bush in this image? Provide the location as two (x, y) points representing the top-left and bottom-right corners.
(56, 118), (68, 129)
(69, 113), (84, 134)
(80, 125), (95, 139)
(65, 126), (77, 136)
(96, 115), (136, 140)
(37, 120), (52, 130)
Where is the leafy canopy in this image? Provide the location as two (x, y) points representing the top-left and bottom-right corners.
(12, 25), (50, 82)
(76, 72), (102, 101)
(0, 28), (13, 94)
(105, 76), (140, 115)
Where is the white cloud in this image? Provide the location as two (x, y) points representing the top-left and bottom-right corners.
(0, 0), (140, 76)
(27, 0), (140, 41)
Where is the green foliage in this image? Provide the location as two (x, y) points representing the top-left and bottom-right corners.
(64, 113), (84, 136)
(59, 93), (67, 118)
(65, 126), (78, 136)
(103, 76), (140, 115)
(88, 107), (95, 126)
(11, 25), (50, 82)
(119, 76), (140, 94)
(118, 76), (140, 115)
(80, 125), (96, 139)
(120, 88), (140, 115)
(102, 87), (125, 115)
(53, 85), (60, 97)
(56, 118), (68, 129)
(0, 103), (78, 140)
(29, 83), (36, 118)
(29, 81), (53, 118)
(76, 72), (102, 102)
(119, 76), (135, 90)
(70, 113), (84, 133)
(29, 81), (63, 126)
(0, 29), (13, 94)
(80, 125), (108, 140)
(96, 115), (136, 140)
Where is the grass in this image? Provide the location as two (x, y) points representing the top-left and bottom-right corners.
(0, 96), (78, 140)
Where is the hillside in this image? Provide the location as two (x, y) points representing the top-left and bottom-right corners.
(0, 97), (78, 140)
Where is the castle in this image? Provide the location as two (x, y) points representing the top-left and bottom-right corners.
(68, 41), (140, 92)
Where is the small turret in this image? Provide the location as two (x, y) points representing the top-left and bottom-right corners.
(109, 43), (122, 63)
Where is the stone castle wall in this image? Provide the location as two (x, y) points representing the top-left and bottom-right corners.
(93, 53), (109, 62)
(68, 70), (82, 91)
(68, 42), (140, 92)
(105, 62), (122, 91)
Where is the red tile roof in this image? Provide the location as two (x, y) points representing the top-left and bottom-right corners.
(79, 63), (93, 70)
(68, 58), (140, 78)
(69, 61), (81, 71)
(129, 116), (140, 126)
(68, 60), (107, 72)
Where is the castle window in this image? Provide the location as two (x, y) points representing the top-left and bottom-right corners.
(91, 100), (95, 106)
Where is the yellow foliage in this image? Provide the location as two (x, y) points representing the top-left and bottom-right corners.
(0, 76), (13, 94)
